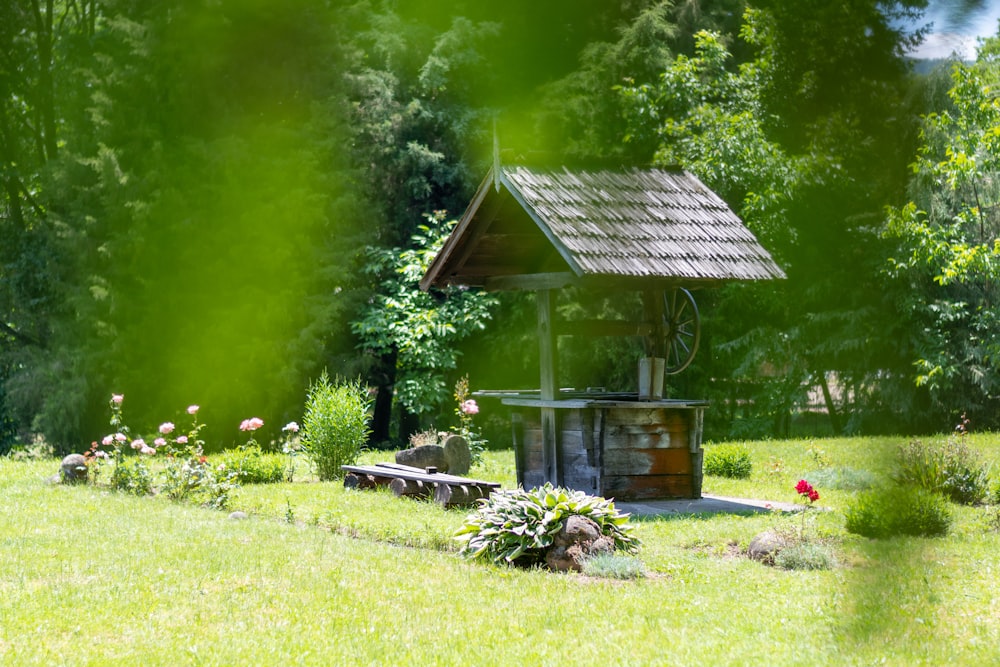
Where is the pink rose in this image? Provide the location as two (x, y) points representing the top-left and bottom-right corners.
(131, 438), (145, 450)
(460, 399), (479, 415)
(187, 405), (199, 415)
(240, 417), (264, 431)
(102, 435), (114, 446)
(140, 445), (155, 456)
(114, 433), (127, 443)
(176, 435), (188, 444)
(154, 437), (167, 448)
(111, 394), (124, 405)
(159, 422), (175, 435)
(283, 421), (300, 433)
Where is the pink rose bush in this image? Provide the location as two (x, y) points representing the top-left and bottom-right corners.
(85, 392), (235, 507)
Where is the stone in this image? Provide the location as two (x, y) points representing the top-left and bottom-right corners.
(747, 529), (788, 564)
(60, 454), (89, 484)
(544, 515), (615, 572)
(395, 444), (448, 471)
(228, 511), (249, 520)
(442, 434), (471, 475)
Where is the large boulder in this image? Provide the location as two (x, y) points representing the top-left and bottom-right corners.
(442, 434), (471, 475)
(544, 515), (615, 572)
(395, 445), (448, 471)
(60, 454), (89, 484)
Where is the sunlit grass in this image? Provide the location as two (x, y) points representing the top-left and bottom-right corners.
(4, 434), (1000, 665)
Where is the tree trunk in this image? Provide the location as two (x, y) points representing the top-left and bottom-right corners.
(818, 371), (843, 435)
(368, 349), (396, 447)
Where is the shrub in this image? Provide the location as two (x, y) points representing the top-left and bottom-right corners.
(455, 484), (640, 566)
(301, 371), (371, 481)
(222, 445), (288, 485)
(894, 437), (991, 505)
(703, 443), (753, 479)
(110, 456), (154, 496)
(774, 541), (837, 571)
(844, 485), (952, 538)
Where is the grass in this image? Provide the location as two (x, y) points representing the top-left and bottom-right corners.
(3, 434), (1000, 665)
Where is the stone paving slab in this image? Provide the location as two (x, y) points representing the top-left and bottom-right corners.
(617, 493), (803, 517)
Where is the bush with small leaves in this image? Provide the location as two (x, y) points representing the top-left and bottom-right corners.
(455, 484), (639, 567)
(844, 485), (952, 538)
(703, 443), (753, 479)
(222, 445), (288, 485)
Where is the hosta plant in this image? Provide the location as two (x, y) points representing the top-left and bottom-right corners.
(455, 484), (639, 566)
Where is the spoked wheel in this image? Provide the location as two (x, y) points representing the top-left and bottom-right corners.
(662, 288), (700, 374)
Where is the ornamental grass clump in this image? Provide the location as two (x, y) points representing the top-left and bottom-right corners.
(301, 371), (371, 481)
(893, 436), (991, 505)
(455, 484), (639, 567)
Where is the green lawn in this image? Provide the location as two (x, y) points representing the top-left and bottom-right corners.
(3, 435), (1000, 665)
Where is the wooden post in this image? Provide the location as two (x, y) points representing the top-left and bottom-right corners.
(537, 289), (560, 486)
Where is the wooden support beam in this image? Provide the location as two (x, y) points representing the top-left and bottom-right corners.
(537, 289), (560, 486)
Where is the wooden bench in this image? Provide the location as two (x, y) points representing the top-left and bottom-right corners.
(341, 462), (501, 507)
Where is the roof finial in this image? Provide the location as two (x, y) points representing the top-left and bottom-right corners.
(492, 117), (501, 192)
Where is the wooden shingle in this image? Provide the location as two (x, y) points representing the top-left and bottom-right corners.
(420, 164), (785, 291)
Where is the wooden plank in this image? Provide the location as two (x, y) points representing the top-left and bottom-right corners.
(601, 474), (694, 500)
(554, 319), (655, 338)
(602, 431), (687, 450)
(372, 462), (501, 487)
(340, 464), (500, 489)
(538, 289), (559, 485)
(512, 411), (526, 489)
(484, 272), (579, 292)
(603, 448), (693, 476)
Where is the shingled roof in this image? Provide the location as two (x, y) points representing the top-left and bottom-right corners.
(420, 165), (785, 291)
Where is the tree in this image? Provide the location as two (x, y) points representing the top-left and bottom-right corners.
(616, 6), (923, 436)
(884, 34), (1000, 427)
(352, 213), (497, 444)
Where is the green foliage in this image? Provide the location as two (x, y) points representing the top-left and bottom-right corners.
(301, 372), (371, 481)
(893, 437), (991, 505)
(883, 39), (1000, 425)
(580, 553), (647, 580)
(222, 446), (288, 485)
(774, 541), (837, 571)
(455, 484), (639, 566)
(703, 443), (753, 479)
(352, 214), (498, 416)
(109, 457), (154, 496)
(844, 485), (953, 538)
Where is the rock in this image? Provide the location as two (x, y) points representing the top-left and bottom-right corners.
(60, 454), (89, 484)
(228, 511), (249, 520)
(442, 434), (471, 475)
(747, 529), (788, 564)
(395, 444), (448, 471)
(545, 515), (615, 572)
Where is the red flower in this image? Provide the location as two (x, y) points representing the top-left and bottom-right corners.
(808, 489), (820, 503)
(795, 479), (813, 495)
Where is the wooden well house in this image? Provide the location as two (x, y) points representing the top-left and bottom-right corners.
(420, 163), (784, 500)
